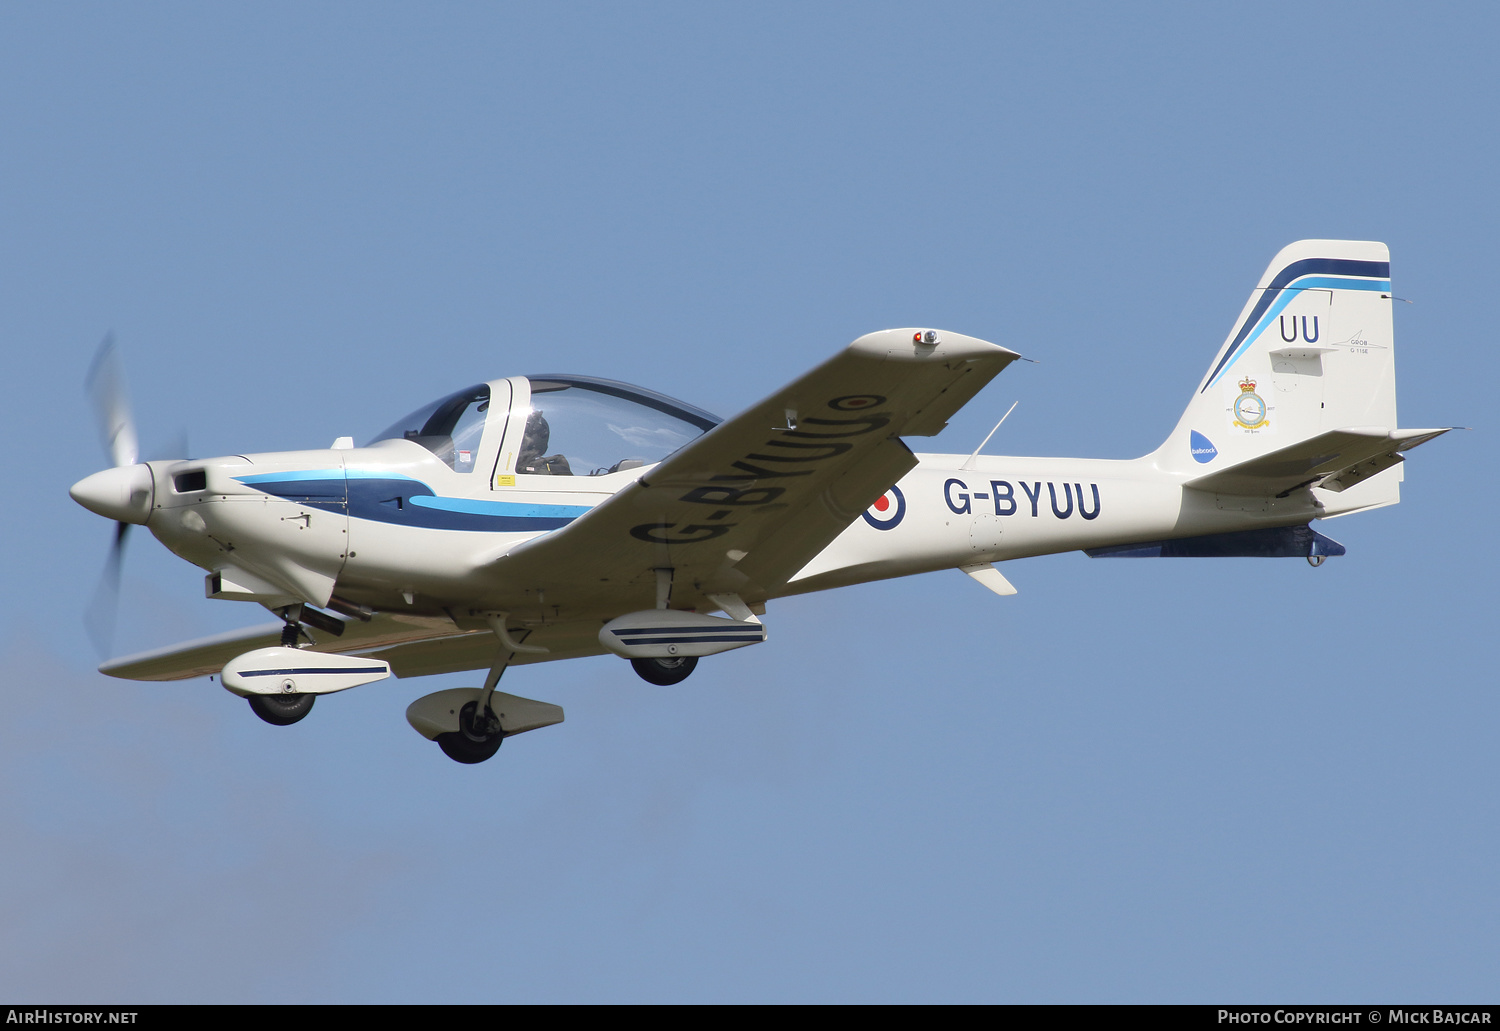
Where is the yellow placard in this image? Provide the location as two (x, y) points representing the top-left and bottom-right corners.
(495, 475), (516, 487)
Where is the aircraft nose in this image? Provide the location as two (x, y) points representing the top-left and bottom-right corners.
(70, 464), (155, 524)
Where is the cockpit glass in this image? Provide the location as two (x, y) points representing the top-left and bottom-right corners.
(367, 384), (491, 472)
(518, 376), (720, 476)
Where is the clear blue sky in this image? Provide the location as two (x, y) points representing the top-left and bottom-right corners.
(1, 2), (1493, 1002)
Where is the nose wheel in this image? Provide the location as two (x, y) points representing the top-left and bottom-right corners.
(240, 615), (320, 724)
(436, 700), (504, 764)
(248, 692), (315, 725)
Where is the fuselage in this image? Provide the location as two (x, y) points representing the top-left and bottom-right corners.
(132, 441), (1326, 623)
(71, 354), (1373, 658)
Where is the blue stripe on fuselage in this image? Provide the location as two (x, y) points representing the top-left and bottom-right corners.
(236, 469), (346, 484)
(233, 471), (591, 531)
(234, 469), (347, 509)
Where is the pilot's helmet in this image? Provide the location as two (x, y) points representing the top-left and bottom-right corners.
(519, 410), (550, 464)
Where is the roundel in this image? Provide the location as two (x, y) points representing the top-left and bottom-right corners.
(861, 485), (906, 530)
(829, 394), (886, 412)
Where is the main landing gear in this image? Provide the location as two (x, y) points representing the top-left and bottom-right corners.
(428, 612), (529, 764)
(435, 700), (504, 764)
(603, 573), (757, 687)
(631, 655), (698, 686)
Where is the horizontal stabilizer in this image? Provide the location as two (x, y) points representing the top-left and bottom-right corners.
(1086, 524), (1345, 559)
(1184, 427), (1452, 497)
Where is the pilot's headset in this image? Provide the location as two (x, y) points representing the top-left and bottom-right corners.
(520, 410), (550, 469)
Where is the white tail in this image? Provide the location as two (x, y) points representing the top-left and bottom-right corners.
(1155, 240), (1397, 484)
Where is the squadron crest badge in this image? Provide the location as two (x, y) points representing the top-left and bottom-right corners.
(1231, 376), (1270, 430)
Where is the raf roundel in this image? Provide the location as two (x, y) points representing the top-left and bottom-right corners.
(862, 484), (906, 530)
(829, 394), (886, 412)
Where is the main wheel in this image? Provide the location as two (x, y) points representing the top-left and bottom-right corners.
(436, 701), (504, 764)
(248, 692), (315, 726)
(631, 655), (698, 686)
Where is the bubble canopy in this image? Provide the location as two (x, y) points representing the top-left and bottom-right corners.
(366, 383), (492, 472)
(368, 375), (721, 477)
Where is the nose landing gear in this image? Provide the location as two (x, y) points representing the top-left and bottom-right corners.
(223, 606), (386, 727)
(248, 691), (315, 725)
(245, 614), (317, 725)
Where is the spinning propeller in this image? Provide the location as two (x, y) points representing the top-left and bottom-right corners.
(73, 336), (185, 656)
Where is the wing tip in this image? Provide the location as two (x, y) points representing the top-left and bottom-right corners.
(849, 329), (1018, 363)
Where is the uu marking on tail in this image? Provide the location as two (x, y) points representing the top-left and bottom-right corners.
(1202, 256), (1391, 392)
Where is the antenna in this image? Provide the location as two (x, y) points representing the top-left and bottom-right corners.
(960, 401), (1018, 471)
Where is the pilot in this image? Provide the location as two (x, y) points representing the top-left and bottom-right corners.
(518, 409), (571, 475)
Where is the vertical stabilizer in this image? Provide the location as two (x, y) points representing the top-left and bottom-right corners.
(1154, 240), (1396, 484)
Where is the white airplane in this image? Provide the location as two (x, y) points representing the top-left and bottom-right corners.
(70, 240), (1450, 763)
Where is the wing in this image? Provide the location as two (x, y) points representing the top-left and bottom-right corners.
(101, 612), (489, 681)
(105, 329), (1018, 682)
(100, 610), (612, 681)
(484, 328), (1020, 614)
(1184, 426), (1453, 497)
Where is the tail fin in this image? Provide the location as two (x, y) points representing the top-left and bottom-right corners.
(1155, 240), (1401, 506)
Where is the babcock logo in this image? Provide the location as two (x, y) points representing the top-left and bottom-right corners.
(1190, 430), (1217, 464)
